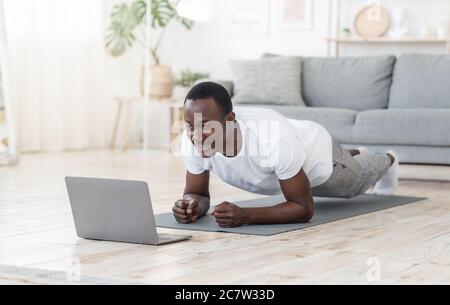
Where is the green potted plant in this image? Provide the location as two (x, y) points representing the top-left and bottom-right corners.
(176, 68), (210, 87)
(173, 68), (210, 100)
(106, 0), (194, 99)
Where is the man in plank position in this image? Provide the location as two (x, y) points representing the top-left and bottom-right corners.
(173, 82), (398, 228)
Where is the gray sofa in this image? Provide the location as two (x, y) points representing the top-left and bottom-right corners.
(216, 54), (450, 165)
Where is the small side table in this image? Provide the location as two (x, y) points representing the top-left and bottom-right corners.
(110, 96), (184, 150)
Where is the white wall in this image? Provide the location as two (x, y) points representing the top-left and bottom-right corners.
(104, 0), (450, 149)
(153, 0), (450, 79)
(159, 0), (330, 79)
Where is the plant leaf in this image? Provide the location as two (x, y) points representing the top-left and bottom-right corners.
(105, 0), (195, 58)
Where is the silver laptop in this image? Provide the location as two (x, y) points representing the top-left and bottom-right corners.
(65, 177), (192, 245)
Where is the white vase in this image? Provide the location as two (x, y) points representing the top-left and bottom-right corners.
(389, 7), (409, 38)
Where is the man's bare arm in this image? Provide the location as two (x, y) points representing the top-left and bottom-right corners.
(213, 169), (314, 227)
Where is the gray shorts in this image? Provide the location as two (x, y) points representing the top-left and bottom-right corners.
(311, 137), (391, 198)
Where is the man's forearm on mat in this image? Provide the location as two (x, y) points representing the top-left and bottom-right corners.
(243, 200), (314, 225)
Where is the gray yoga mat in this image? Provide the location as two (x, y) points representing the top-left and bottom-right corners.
(155, 194), (426, 236)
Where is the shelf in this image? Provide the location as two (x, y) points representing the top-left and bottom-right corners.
(327, 0), (450, 55)
(327, 37), (450, 43)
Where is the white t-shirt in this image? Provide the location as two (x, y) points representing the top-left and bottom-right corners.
(180, 107), (333, 196)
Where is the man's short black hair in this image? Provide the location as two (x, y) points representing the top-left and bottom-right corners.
(185, 82), (233, 116)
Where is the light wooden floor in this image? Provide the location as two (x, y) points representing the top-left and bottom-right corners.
(0, 150), (449, 285)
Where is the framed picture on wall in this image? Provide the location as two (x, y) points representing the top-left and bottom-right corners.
(226, 0), (270, 39)
(273, 0), (313, 31)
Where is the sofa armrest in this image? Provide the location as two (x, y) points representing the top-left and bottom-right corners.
(194, 79), (234, 97)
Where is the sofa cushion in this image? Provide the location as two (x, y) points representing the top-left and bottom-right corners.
(230, 56), (305, 106)
(389, 54), (450, 109)
(353, 109), (450, 146)
(237, 104), (357, 143)
(303, 56), (396, 111)
(262, 53), (396, 111)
